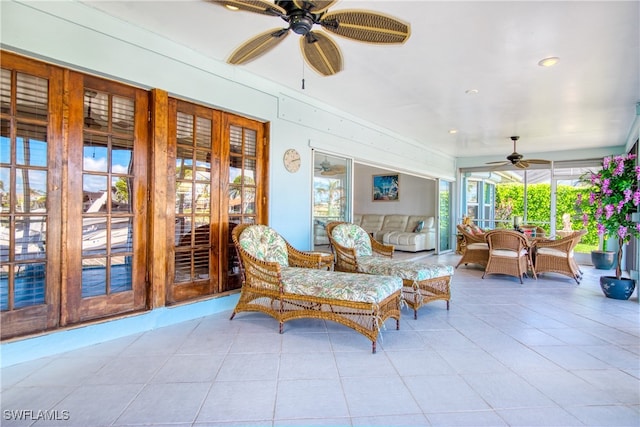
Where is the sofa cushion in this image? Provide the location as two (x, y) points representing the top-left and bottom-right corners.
(406, 215), (432, 233)
(281, 267), (402, 303)
(359, 214), (385, 233)
(381, 214), (409, 232)
(331, 223), (373, 256)
(383, 231), (425, 246)
(238, 225), (288, 267)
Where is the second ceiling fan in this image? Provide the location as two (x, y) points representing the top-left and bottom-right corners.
(486, 136), (551, 169)
(212, 0), (411, 76)
(316, 157), (346, 175)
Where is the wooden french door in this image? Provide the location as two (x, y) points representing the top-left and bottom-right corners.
(222, 114), (268, 291)
(167, 100), (222, 302)
(62, 73), (148, 324)
(0, 53), (63, 339)
(167, 101), (268, 301)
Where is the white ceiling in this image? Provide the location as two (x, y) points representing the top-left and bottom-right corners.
(83, 0), (639, 162)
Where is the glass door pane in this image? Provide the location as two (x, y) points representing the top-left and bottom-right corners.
(227, 124), (258, 290)
(553, 166), (599, 255)
(81, 93), (135, 298)
(174, 112), (213, 285)
(169, 102), (221, 302)
(0, 62), (61, 339)
(437, 179), (453, 253)
(313, 152), (350, 249)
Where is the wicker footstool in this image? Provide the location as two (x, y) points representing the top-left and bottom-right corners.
(356, 259), (454, 319)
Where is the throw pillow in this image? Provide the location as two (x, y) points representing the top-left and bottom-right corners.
(414, 220), (424, 232)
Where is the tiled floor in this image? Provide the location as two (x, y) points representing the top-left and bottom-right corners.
(2, 253), (639, 426)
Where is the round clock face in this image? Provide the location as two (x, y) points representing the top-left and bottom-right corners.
(283, 148), (301, 173)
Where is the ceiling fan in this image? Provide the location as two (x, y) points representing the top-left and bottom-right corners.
(486, 136), (551, 169)
(212, 0), (411, 76)
(316, 157), (346, 175)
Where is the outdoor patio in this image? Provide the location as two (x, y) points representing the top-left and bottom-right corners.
(1, 253), (638, 426)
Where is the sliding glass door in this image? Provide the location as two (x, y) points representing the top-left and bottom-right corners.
(437, 179), (453, 253)
(312, 151), (351, 249)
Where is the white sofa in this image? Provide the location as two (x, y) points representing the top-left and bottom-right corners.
(352, 214), (436, 252)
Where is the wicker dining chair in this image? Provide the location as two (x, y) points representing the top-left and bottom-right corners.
(482, 229), (534, 284)
(531, 229), (587, 283)
(455, 224), (489, 269)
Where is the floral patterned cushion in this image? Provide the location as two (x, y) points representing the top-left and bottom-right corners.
(331, 223), (373, 256)
(281, 267), (402, 303)
(357, 258), (454, 282)
(238, 225), (289, 267)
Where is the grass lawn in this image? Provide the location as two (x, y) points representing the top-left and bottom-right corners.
(575, 242), (598, 254)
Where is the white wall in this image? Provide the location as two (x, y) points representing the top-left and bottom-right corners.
(354, 164), (436, 217)
(1, 0), (456, 250)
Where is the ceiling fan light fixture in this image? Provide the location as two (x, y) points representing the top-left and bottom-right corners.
(538, 56), (559, 67)
(290, 11), (314, 35)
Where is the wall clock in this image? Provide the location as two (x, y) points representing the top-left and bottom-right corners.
(283, 148), (301, 173)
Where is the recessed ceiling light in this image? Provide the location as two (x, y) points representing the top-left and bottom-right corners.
(448, 129), (458, 134)
(465, 89), (479, 95)
(538, 56), (559, 67)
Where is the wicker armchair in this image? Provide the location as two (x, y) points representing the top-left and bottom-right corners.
(231, 224), (402, 353)
(326, 221), (454, 319)
(482, 229), (534, 284)
(455, 224), (489, 269)
(531, 229), (587, 283)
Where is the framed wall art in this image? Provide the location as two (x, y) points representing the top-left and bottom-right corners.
(372, 174), (399, 201)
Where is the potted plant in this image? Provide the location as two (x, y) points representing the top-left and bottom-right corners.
(577, 153), (640, 299)
(590, 236), (616, 270)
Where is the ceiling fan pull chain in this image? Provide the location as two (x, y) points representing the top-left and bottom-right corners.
(301, 60), (305, 89)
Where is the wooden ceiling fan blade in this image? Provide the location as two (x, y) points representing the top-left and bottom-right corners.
(320, 10), (411, 44)
(516, 161), (529, 169)
(525, 159), (551, 164)
(293, 0), (337, 14)
(228, 27), (289, 65)
(300, 31), (343, 76)
(486, 160), (509, 165)
(212, 0), (285, 16)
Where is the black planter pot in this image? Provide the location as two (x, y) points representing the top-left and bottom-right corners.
(591, 250), (616, 270)
(599, 276), (636, 300)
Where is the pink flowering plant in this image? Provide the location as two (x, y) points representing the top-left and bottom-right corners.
(576, 153), (640, 279)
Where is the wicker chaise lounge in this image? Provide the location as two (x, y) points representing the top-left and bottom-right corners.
(326, 221), (454, 319)
(231, 224), (403, 353)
